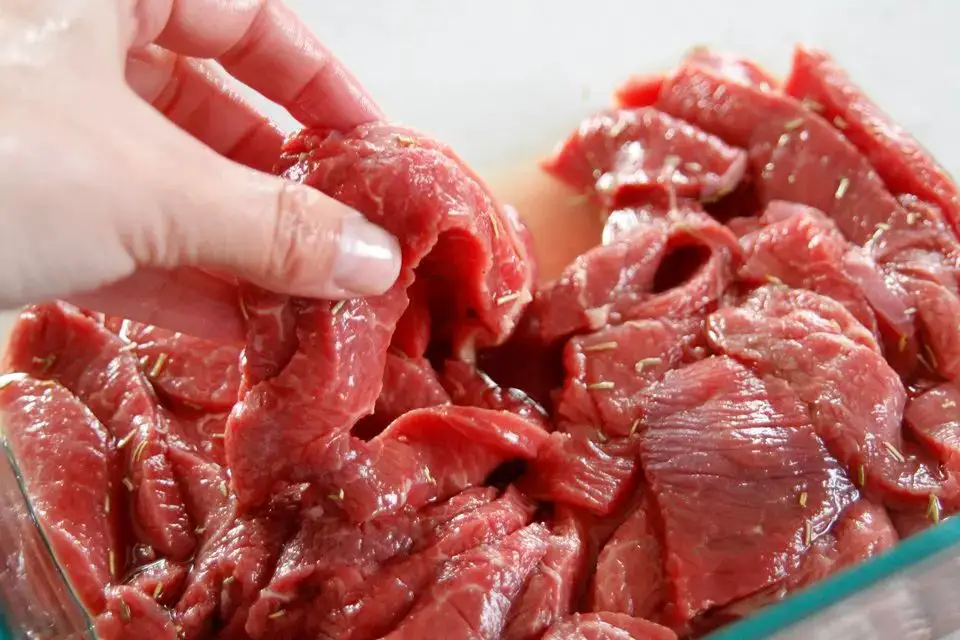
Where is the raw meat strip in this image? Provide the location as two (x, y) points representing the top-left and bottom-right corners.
(352, 353), (451, 440)
(227, 124), (535, 511)
(125, 559), (188, 608)
(906, 381), (960, 468)
(110, 319), (241, 412)
(657, 63), (910, 246)
(0, 375), (116, 614)
(302, 489), (534, 640)
(389, 280), (432, 358)
(96, 586), (178, 640)
(441, 359), (551, 430)
(614, 75), (664, 109)
(3, 303), (195, 559)
(542, 108), (747, 208)
(518, 428), (639, 516)
(555, 319), (687, 435)
(739, 200), (917, 368)
(380, 524), (549, 640)
(503, 510), (588, 640)
(535, 211), (739, 343)
(681, 47), (779, 89)
(541, 612), (677, 640)
(591, 491), (664, 620)
(784, 45), (960, 235)
(168, 409), (229, 466)
(637, 356), (858, 624)
(707, 286), (956, 508)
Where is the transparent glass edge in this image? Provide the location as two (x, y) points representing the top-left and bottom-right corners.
(707, 516), (960, 639)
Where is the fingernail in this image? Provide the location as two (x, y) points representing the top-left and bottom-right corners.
(332, 215), (402, 295)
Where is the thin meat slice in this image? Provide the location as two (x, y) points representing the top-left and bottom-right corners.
(536, 211), (740, 343)
(352, 353), (451, 440)
(784, 45), (960, 235)
(542, 108), (747, 208)
(227, 124), (534, 511)
(591, 491), (665, 620)
(285, 488), (535, 640)
(614, 75), (665, 109)
(441, 359), (551, 430)
(657, 64), (908, 246)
(518, 428), (640, 516)
(111, 319), (241, 412)
(637, 356), (858, 624)
(707, 288), (957, 508)
(125, 559), (188, 608)
(320, 406), (548, 523)
(381, 524), (550, 640)
(0, 375), (117, 614)
(3, 303), (195, 560)
(503, 510), (588, 640)
(390, 279), (432, 358)
(682, 47), (779, 90)
(556, 320), (687, 435)
(905, 381), (960, 468)
(168, 409), (229, 466)
(96, 586), (178, 640)
(542, 612), (677, 640)
(739, 201), (916, 368)
(903, 277), (960, 380)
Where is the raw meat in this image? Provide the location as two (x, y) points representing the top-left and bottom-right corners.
(5, 44), (960, 640)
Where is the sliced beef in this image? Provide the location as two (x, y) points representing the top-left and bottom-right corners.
(441, 359), (551, 430)
(541, 612), (677, 640)
(681, 47), (779, 90)
(739, 200), (917, 369)
(657, 64), (909, 246)
(111, 319), (241, 412)
(542, 108), (747, 208)
(614, 75), (665, 109)
(518, 428), (640, 516)
(591, 491), (664, 620)
(783, 45), (960, 235)
(390, 279), (432, 359)
(503, 510), (588, 640)
(707, 286), (957, 508)
(264, 488), (535, 640)
(905, 381), (960, 468)
(168, 409), (229, 466)
(96, 586), (178, 640)
(556, 319), (688, 435)
(902, 277), (960, 380)
(227, 125), (534, 511)
(535, 211), (739, 343)
(3, 303), (195, 559)
(352, 353), (450, 440)
(637, 356), (858, 624)
(0, 375), (116, 614)
(380, 524), (549, 640)
(125, 559), (188, 608)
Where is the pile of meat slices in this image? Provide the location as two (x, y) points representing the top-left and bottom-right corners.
(1, 44), (959, 640)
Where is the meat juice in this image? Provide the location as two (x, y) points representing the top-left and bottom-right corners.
(2, 45), (960, 640)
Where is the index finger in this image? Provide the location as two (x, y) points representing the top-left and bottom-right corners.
(131, 0), (382, 131)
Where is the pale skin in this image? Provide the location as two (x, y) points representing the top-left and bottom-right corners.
(0, 0), (403, 343)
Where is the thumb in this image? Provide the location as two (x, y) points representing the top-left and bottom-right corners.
(121, 104), (401, 300)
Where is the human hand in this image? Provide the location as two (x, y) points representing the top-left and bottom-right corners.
(0, 0), (402, 342)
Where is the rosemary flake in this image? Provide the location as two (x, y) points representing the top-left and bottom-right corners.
(329, 487), (345, 502)
(596, 429), (609, 444)
(776, 133), (790, 148)
(132, 439), (148, 464)
(195, 526), (206, 535)
(424, 466), (435, 485)
(904, 307), (917, 316)
(122, 477), (135, 491)
(629, 418), (641, 437)
(109, 550), (117, 577)
(898, 333), (909, 353)
(587, 381), (616, 391)
(268, 609), (287, 620)
(496, 292), (522, 306)
(331, 300), (346, 315)
(835, 177), (850, 200)
(119, 598), (131, 622)
(798, 491), (808, 508)
(583, 341), (618, 353)
(149, 352), (169, 378)
(784, 118), (805, 131)
(239, 297), (250, 321)
(118, 342), (137, 353)
(395, 134), (418, 147)
(833, 115), (848, 129)
(104, 495), (111, 515)
(928, 494), (942, 524)
(803, 520), (813, 546)
(802, 97), (824, 112)
(634, 357), (662, 375)
(883, 441), (906, 463)
(857, 464), (866, 488)
(684, 161), (703, 173)
(489, 212), (502, 238)
(906, 211), (918, 225)
(223, 575), (235, 586)
(219, 480), (229, 497)
(117, 430), (137, 450)
(154, 583), (164, 600)
(32, 355), (56, 372)
(211, 432), (226, 440)
(766, 274), (784, 285)
(926, 344), (940, 369)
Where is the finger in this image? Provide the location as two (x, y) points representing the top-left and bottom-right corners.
(126, 45), (283, 172)
(117, 97), (401, 300)
(130, 0), (381, 131)
(67, 267), (246, 343)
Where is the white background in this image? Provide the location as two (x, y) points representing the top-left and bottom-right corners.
(2, 0), (959, 337)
